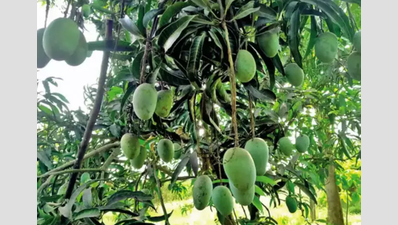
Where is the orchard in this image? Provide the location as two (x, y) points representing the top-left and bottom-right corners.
(37, 0), (361, 225)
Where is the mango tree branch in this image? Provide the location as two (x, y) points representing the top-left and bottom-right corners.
(64, 20), (113, 200)
(101, 147), (121, 170)
(221, 13), (239, 147)
(37, 175), (54, 197)
(40, 168), (104, 177)
(38, 142), (120, 178)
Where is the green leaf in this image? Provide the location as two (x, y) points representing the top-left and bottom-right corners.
(252, 196), (264, 213)
(157, 15), (196, 52)
(80, 173), (91, 184)
(145, 0), (152, 13)
(120, 82), (137, 114)
(244, 83), (276, 102)
(137, 4), (146, 35)
(233, 2), (260, 20)
(272, 54), (285, 75)
(187, 32), (206, 87)
(192, 0), (213, 11)
(190, 151), (199, 176)
(255, 185), (266, 196)
(51, 93), (69, 103)
(91, 2), (113, 14)
(169, 153), (191, 189)
(120, 16), (143, 37)
(38, 105), (53, 115)
(301, 0), (354, 41)
(158, 2), (193, 28)
(130, 51), (144, 80)
(305, 16), (318, 58)
(37, 151), (53, 170)
(73, 208), (100, 221)
(255, 4), (278, 21)
(225, 0), (235, 12)
(294, 182), (318, 204)
(109, 124), (121, 137)
(82, 188), (93, 208)
(59, 179), (101, 219)
(143, 9), (163, 28)
(107, 190), (153, 206)
(341, 0), (361, 6)
(288, 4), (303, 68)
(146, 211), (173, 222)
(256, 176), (277, 185)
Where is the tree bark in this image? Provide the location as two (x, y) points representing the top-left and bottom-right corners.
(310, 199), (316, 222)
(325, 164), (345, 225)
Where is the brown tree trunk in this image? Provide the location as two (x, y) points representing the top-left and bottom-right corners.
(325, 164), (345, 225)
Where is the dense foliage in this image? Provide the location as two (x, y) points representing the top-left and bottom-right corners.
(37, 0), (361, 224)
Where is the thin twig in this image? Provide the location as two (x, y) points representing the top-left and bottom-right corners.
(38, 142), (120, 178)
(44, 0), (50, 28)
(161, 176), (196, 183)
(153, 164), (170, 225)
(41, 168), (104, 177)
(215, 132), (223, 185)
(248, 94), (255, 139)
(241, 205), (248, 219)
(64, 0), (72, 18)
(139, 34), (151, 84)
(219, 0), (239, 147)
(101, 148), (121, 170)
(64, 20), (113, 200)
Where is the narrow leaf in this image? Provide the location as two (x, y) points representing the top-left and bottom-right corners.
(146, 211), (173, 222)
(256, 176), (277, 185)
(190, 151), (199, 177)
(157, 16), (196, 52)
(169, 153), (191, 188)
(130, 51), (144, 80)
(288, 5), (303, 68)
(301, 0), (354, 41)
(294, 182), (318, 204)
(255, 185), (266, 196)
(143, 9), (163, 28)
(252, 196), (264, 213)
(82, 188), (93, 208)
(107, 190), (153, 206)
(225, 0), (235, 12)
(158, 2), (193, 28)
(233, 2), (260, 20)
(120, 16), (143, 37)
(305, 16), (318, 58)
(244, 83), (276, 102)
(73, 208), (100, 221)
(187, 32), (206, 87)
(192, 0), (213, 11)
(120, 82), (137, 114)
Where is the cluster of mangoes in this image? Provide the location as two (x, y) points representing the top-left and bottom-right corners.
(37, 18), (88, 68)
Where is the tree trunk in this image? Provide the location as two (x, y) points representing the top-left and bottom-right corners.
(310, 199), (316, 222)
(325, 164), (345, 225)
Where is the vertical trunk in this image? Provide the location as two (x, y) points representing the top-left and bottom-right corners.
(325, 164), (345, 225)
(310, 199), (316, 222)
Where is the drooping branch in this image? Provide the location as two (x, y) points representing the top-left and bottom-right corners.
(248, 94), (255, 139)
(38, 142), (120, 178)
(64, 20), (113, 200)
